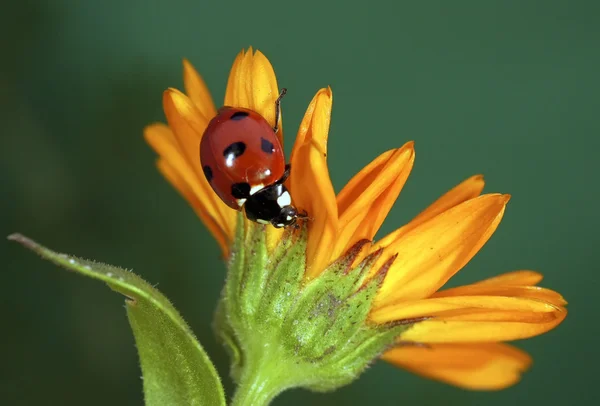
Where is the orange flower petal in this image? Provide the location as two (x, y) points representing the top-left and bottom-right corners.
(223, 50), (241, 106)
(432, 284), (566, 307)
(223, 48), (283, 143)
(183, 59), (217, 120)
(382, 343), (532, 390)
(162, 89), (236, 238)
(222, 48), (285, 249)
(144, 124), (232, 252)
(374, 194), (509, 305)
(265, 226), (284, 254)
(162, 88), (208, 174)
(333, 143), (415, 258)
(372, 295), (562, 322)
(373, 296), (567, 343)
(396, 310), (566, 343)
(156, 158), (229, 256)
(376, 174), (486, 247)
(410, 174), (486, 230)
(224, 49), (250, 110)
(471, 270), (544, 287)
(290, 88), (337, 278)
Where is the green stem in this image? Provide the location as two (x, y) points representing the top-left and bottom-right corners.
(230, 355), (289, 406)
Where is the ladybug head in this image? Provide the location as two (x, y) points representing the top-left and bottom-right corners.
(270, 205), (298, 228)
(243, 183), (300, 229)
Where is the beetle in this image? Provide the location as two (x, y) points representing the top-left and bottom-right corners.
(200, 89), (301, 228)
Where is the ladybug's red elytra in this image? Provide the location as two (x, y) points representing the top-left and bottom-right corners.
(200, 89), (301, 228)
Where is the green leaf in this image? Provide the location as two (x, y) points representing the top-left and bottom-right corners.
(9, 233), (226, 406)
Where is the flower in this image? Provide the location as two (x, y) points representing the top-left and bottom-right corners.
(144, 48), (567, 392)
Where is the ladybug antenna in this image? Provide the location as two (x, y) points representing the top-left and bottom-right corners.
(297, 209), (312, 221)
(273, 88), (287, 134)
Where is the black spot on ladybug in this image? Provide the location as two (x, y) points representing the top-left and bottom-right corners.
(203, 165), (213, 182)
(261, 137), (275, 154)
(230, 111), (249, 120)
(223, 142), (246, 159)
(231, 182), (251, 199)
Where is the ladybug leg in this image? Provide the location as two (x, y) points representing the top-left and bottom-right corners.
(290, 209), (312, 230)
(273, 88), (287, 133)
(297, 209), (312, 221)
(277, 163), (291, 184)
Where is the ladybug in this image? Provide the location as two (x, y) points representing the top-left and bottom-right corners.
(200, 89), (300, 228)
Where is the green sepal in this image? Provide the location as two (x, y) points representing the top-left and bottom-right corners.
(10, 234), (226, 406)
(236, 221), (270, 317)
(216, 220), (419, 405)
(257, 226), (305, 322)
(213, 298), (243, 382)
(282, 242), (383, 361)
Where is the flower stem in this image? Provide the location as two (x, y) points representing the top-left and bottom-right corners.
(230, 354), (288, 406)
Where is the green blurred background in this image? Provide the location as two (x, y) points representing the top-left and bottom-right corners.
(2, 1), (598, 405)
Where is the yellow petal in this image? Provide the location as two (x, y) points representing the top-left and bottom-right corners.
(382, 343), (532, 390)
(183, 59), (217, 120)
(265, 226), (284, 254)
(372, 295), (563, 322)
(410, 174), (486, 230)
(162, 89), (236, 239)
(432, 284), (566, 307)
(333, 143), (415, 258)
(224, 49), (243, 106)
(224, 49), (250, 109)
(373, 296), (567, 343)
(223, 48), (283, 143)
(374, 194), (509, 305)
(220, 48), (286, 249)
(144, 124), (231, 253)
(376, 174), (486, 248)
(162, 88), (208, 172)
(396, 310), (566, 343)
(290, 88), (337, 278)
(156, 158), (229, 256)
(471, 270), (544, 286)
